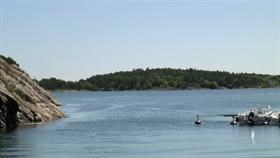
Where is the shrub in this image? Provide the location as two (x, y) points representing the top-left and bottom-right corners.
(0, 55), (19, 66)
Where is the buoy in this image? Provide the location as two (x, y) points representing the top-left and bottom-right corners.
(230, 116), (237, 125)
(195, 115), (202, 125)
(195, 120), (201, 125)
(230, 121), (237, 125)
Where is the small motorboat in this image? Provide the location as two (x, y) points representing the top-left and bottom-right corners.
(237, 105), (280, 125)
(195, 105), (280, 126)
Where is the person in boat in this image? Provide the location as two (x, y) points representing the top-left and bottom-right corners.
(248, 109), (255, 125)
(249, 110), (254, 119)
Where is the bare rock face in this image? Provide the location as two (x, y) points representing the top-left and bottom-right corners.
(0, 55), (65, 128)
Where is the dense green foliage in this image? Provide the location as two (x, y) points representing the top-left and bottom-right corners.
(0, 55), (19, 66)
(39, 68), (280, 91)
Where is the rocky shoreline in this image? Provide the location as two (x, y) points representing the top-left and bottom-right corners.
(0, 56), (65, 128)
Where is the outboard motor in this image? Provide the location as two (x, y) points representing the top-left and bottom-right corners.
(230, 116), (238, 125)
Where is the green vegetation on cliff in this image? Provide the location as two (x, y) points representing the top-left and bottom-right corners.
(0, 55), (19, 66)
(39, 68), (280, 91)
(0, 55), (65, 128)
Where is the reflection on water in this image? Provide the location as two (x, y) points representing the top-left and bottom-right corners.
(0, 89), (279, 158)
(0, 128), (32, 158)
(250, 128), (255, 144)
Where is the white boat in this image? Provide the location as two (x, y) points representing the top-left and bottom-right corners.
(237, 105), (280, 125)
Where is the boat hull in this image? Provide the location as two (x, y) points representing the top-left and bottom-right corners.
(238, 112), (280, 125)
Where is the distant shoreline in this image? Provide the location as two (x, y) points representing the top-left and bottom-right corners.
(39, 68), (280, 92)
(50, 87), (280, 93)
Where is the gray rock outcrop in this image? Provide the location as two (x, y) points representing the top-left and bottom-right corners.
(0, 55), (65, 128)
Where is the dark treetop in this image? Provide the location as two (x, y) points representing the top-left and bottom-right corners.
(38, 68), (280, 91)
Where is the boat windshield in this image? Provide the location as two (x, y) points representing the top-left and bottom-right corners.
(254, 105), (272, 115)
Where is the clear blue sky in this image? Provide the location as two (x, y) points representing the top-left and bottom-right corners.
(0, 0), (279, 80)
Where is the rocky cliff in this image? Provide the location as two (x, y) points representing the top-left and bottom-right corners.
(0, 55), (65, 128)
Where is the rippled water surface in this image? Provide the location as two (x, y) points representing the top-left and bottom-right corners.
(0, 89), (280, 158)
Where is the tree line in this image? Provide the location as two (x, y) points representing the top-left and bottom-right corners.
(38, 68), (280, 91)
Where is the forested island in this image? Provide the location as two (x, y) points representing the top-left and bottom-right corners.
(38, 68), (280, 91)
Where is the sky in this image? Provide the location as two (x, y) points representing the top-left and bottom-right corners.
(0, 0), (279, 81)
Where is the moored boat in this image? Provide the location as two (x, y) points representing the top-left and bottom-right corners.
(237, 105), (280, 125)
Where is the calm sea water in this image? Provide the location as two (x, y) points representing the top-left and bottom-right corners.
(0, 88), (280, 158)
